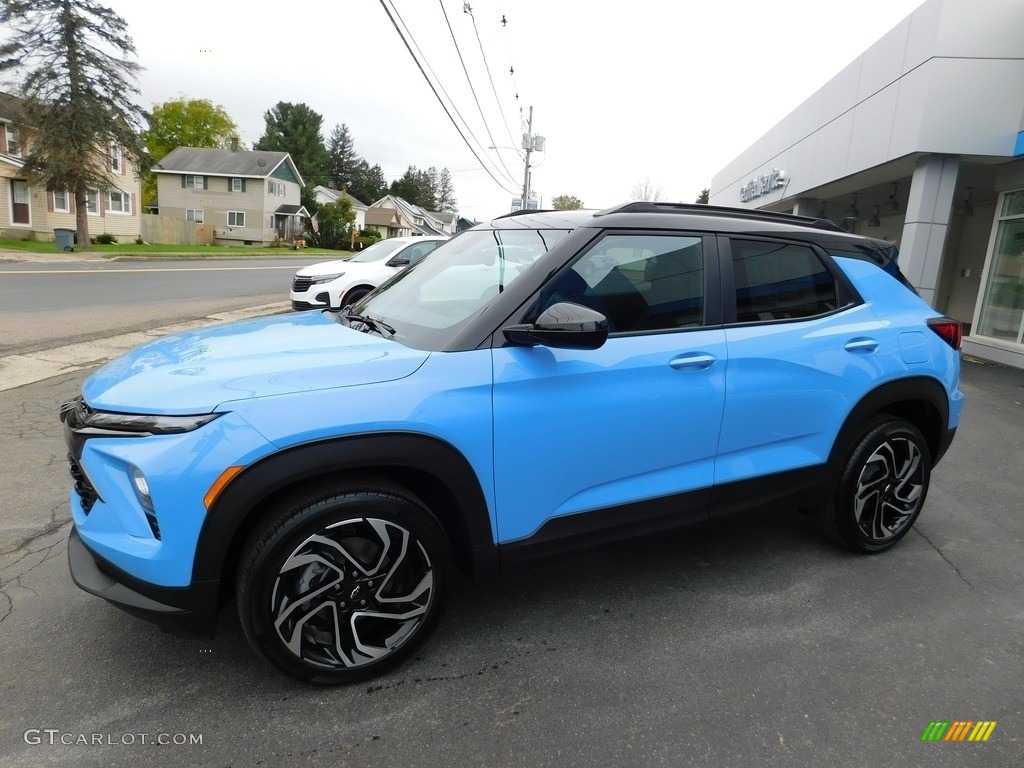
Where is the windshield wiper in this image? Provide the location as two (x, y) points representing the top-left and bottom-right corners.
(341, 312), (395, 338)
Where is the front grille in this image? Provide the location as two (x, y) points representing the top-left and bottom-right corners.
(292, 275), (315, 292)
(67, 452), (99, 513)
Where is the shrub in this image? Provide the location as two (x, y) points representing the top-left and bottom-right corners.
(95, 233), (118, 244)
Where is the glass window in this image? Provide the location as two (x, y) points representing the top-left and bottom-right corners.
(976, 191), (1024, 342)
(533, 234), (704, 333)
(184, 175), (203, 189)
(107, 190), (130, 213)
(730, 239), (837, 322)
(86, 190), (99, 215)
(231, 178), (243, 192)
(10, 179), (30, 224)
(53, 190), (69, 212)
(228, 211), (244, 227)
(110, 145), (122, 172)
(186, 208), (204, 223)
(6, 125), (20, 156)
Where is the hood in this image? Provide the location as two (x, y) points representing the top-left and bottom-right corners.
(297, 258), (366, 277)
(83, 312), (429, 414)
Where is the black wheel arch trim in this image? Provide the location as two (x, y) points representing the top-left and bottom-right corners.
(829, 376), (953, 469)
(193, 432), (498, 591)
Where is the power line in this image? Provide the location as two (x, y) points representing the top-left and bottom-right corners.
(438, 0), (520, 185)
(466, 4), (522, 154)
(377, 0), (519, 195)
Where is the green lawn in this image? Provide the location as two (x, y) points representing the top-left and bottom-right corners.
(0, 238), (350, 258)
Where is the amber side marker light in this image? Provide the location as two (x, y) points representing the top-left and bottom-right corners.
(205, 466), (245, 509)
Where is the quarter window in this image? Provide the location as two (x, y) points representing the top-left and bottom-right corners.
(227, 211), (245, 227)
(536, 234), (705, 333)
(729, 239), (838, 322)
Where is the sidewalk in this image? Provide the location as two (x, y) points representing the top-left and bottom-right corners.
(0, 301), (290, 392)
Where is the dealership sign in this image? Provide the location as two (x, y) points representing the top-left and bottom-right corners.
(739, 169), (786, 202)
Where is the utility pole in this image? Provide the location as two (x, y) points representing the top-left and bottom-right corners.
(520, 106), (544, 211)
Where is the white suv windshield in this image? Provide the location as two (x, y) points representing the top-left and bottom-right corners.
(356, 228), (570, 348)
(350, 239), (408, 263)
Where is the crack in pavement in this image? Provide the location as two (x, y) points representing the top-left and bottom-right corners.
(913, 527), (973, 589)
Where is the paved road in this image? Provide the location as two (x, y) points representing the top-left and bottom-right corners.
(0, 354), (1021, 767)
(0, 256), (318, 354)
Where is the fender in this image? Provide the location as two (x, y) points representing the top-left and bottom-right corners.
(192, 432), (498, 589)
(828, 375), (952, 467)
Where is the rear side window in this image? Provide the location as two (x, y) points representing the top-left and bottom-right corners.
(730, 239), (838, 322)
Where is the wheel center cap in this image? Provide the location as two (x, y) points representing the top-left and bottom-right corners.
(349, 585), (361, 600)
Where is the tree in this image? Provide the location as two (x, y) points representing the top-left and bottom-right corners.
(141, 97), (241, 204)
(432, 167), (458, 213)
(695, 188), (710, 204)
(0, 0), (147, 250)
(254, 101), (330, 187)
(552, 194), (583, 210)
(630, 178), (666, 202)
(306, 198), (355, 251)
(390, 165), (436, 210)
(348, 160), (387, 205)
(326, 123), (358, 191)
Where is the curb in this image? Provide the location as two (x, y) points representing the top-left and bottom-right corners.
(0, 301), (291, 392)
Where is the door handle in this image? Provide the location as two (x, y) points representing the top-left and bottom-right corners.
(844, 337), (879, 353)
(669, 353), (716, 370)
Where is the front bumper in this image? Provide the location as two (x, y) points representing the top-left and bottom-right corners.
(68, 526), (220, 636)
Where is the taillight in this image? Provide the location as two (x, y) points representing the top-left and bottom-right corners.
(927, 317), (962, 350)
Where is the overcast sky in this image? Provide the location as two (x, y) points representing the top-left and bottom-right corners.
(100, 0), (927, 219)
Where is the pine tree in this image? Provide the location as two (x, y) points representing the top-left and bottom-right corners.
(326, 123), (358, 191)
(434, 167), (458, 213)
(254, 102), (330, 187)
(0, 0), (147, 249)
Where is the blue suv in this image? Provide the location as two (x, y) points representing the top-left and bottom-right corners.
(61, 203), (963, 683)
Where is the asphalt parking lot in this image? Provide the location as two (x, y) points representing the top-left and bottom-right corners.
(0, 357), (1021, 767)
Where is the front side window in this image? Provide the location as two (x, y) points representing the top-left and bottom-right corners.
(186, 208), (204, 223)
(532, 234), (705, 334)
(227, 211), (245, 227)
(729, 239), (838, 322)
(107, 190), (130, 214)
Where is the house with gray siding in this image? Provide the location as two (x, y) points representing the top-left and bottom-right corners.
(153, 147), (307, 245)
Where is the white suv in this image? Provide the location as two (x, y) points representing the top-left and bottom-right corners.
(290, 235), (448, 310)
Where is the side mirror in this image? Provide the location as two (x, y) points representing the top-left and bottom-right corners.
(386, 256), (410, 267)
(503, 302), (609, 350)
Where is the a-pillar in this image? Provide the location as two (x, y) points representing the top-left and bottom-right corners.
(899, 156), (959, 307)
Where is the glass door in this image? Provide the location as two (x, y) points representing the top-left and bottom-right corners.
(975, 191), (1024, 344)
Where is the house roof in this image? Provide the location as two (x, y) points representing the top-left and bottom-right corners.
(153, 147), (305, 185)
(431, 211), (457, 224)
(365, 208), (403, 227)
(0, 91), (24, 123)
(312, 185), (368, 209)
(370, 195), (447, 235)
(274, 204), (309, 217)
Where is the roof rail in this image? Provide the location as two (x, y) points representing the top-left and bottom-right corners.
(493, 208), (556, 220)
(594, 201), (844, 232)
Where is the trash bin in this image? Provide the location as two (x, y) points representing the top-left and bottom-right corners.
(54, 228), (76, 252)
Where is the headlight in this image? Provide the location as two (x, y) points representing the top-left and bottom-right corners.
(61, 398), (220, 436)
(131, 466), (154, 511)
(309, 272), (344, 285)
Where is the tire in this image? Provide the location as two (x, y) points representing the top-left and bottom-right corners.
(342, 286), (372, 307)
(819, 416), (931, 553)
(63, 246), (74, 252)
(237, 483), (449, 684)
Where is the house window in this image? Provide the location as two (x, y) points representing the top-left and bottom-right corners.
(110, 145), (122, 173)
(268, 180), (286, 196)
(186, 209), (204, 223)
(10, 180), (30, 225)
(86, 190), (99, 215)
(975, 190), (1024, 343)
(107, 190), (131, 214)
(53, 190), (70, 213)
(227, 211), (245, 227)
(183, 175), (204, 189)
(5, 125), (20, 156)
(231, 178), (243, 192)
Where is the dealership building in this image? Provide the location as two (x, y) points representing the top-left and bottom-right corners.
(710, 0), (1024, 369)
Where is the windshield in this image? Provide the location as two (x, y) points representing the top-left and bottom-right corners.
(353, 227), (570, 349)
(349, 238), (409, 263)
